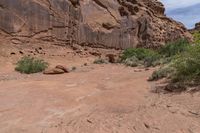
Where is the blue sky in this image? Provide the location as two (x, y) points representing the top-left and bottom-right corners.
(161, 0), (200, 10)
(161, 0), (200, 29)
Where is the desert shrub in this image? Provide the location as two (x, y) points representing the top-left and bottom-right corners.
(149, 43), (200, 83)
(148, 39), (200, 92)
(123, 56), (140, 67)
(193, 31), (200, 44)
(143, 54), (162, 67)
(121, 48), (160, 67)
(148, 65), (174, 81)
(121, 48), (159, 60)
(159, 39), (190, 57)
(15, 56), (48, 74)
(171, 44), (200, 84)
(93, 58), (107, 64)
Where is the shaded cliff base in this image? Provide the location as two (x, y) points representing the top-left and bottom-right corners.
(0, 31), (121, 63)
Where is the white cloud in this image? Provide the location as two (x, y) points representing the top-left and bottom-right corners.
(161, 0), (200, 10)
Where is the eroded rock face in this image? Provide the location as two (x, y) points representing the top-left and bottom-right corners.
(0, 0), (192, 49)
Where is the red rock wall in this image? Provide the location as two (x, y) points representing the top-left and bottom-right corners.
(0, 0), (192, 49)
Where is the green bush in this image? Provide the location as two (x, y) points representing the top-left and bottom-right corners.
(148, 39), (200, 91)
(193, 31), (200, 44)
(15, 56), (48, 74)
(171, 44), (200, 84)
(121, 48), (160, 67)
(151, 44), (200, 83)
(143, 54), (161, 67)
(159, 39), (190, 57)
(121, 48), (159, 60)
(93, 58), (107, 64)
(148, 65), (174, 81)
(123, 56), (140, 67)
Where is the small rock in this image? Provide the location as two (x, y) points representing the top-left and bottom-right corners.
(43, 68), (65, 75)
(144, 123), (150, 129)
(188, 110), (199, 116)
(10, 52), (16, 55)
(102, 22), (115, 30)
(134, 69), (142, 72)
(19, 51), (24, 54)
(106, 54), (116, 63)
(55, 65), (69, 73)
(71, 66), (76, 71)
(35, 48), (40, 54)
(72, 46), (78, 50)
(75, 50), (82, 54)
(87, 119), (93, 124)
(89, 51), (101, 57)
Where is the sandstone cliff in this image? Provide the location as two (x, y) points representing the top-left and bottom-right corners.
(0, 0), (192, 49)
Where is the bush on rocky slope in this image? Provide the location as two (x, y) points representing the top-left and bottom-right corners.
(121, 39), (190, 68)
(15, 56), (48, 74)
(171, 44), (200, 84)
(121, 48), (160, 67)
(93, 58), (108, 64)
(149, 37), (200, 91)
(193, 31), (200, 44)
(159, 39), (190, 58)
(148, 65), (175, 81)
(148, 39), (191, 81)
(120, 38), (200, 89)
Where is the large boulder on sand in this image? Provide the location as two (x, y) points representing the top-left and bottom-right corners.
(55, 65), (69, 73)
(43, 68), (65, 75)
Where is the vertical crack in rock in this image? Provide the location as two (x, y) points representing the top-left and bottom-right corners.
(45, 0), (62, 18)
(93, 0), (120, 24)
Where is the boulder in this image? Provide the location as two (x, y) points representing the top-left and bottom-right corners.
(106, 54), (116, 63)
(43, 68), (65, 75)
(55, 65), (69, 73)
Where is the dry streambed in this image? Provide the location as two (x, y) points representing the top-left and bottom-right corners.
(0, 63), (200, 133)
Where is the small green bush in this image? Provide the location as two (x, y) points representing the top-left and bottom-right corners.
(123, 56), (140, 67)
(148, 66), (174, 81)
(193, 31), (200, 44)
(15, 56), (48, 74)
(121, 48), (159, 60)
(143, 54), (161, 67)
(93, 58), (107, 64)
(171, 44), (200, 84)
(159, 39), (190, 57)
(121, 48), (160, 67)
